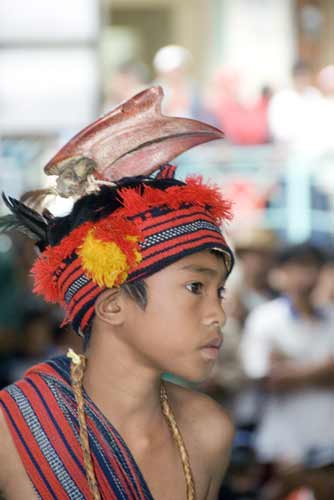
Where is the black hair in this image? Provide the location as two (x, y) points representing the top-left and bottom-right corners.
(122, 280), (147, 309)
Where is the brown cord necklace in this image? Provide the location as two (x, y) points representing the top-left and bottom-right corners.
(67, 349), (196, 500)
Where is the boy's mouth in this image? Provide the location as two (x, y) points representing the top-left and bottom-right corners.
(200, 336), (223, 359)
(202, 336), (223, 349)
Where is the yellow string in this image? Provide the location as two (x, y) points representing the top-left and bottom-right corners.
(67, 349), (101, 500)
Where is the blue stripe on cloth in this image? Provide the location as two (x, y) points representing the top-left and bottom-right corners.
(40, 381), (126, 499)
(86, 402), (151, 499)
(7, 384), (84, 500)
(0, 398), (57, 500)
(45, 357), (154, 499)
(46, 373), (145, 498)
(27, 378), (87, 478)
(86, 430), (129, 499)
(50, 377), (136, 498)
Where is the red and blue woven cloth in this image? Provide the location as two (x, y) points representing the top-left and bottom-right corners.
(0, 356), (154, 499)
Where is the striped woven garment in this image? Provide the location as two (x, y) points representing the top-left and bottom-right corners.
(0, 356), (154, 500)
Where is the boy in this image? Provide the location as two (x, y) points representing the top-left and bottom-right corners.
(0, 87), (235, 499)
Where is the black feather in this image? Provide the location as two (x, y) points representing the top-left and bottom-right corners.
(1, 193), (49, 249)
(0, 214), (40, 240)
(42, 208), (54, 221)
(48, 176), (184, 246)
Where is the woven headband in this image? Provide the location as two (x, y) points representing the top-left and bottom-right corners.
(31, 169), (233, 335)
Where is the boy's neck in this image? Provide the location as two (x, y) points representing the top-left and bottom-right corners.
(82, 331), (164, 440)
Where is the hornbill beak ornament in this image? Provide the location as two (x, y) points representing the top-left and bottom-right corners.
(44, 86), (224, 198)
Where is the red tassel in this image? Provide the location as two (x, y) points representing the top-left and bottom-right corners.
(118, 176), (233, 224)
(118, 187), (148, 214)
(31, 252), (61, 302)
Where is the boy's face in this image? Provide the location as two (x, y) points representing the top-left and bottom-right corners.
(122, 250), (228, 383)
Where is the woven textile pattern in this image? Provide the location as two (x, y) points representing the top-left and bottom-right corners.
(0, 356), (154, 499)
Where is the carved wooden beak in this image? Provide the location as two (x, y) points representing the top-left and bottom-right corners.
(44, 86), (223, 181)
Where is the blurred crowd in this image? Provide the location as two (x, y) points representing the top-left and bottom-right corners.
(104, 45), (334, 153)
(0, 44), (333, 500)
(207, 236), (334, 500)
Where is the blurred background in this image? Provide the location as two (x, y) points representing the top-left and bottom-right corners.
(0, 1), (333, 499)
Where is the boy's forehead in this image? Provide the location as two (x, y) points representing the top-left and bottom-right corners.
(170, 250), (228, 277)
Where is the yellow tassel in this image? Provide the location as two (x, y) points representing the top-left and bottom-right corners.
(78, 229), (140, 288)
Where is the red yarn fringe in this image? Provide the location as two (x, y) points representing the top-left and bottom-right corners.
(119, 176), (233, 224)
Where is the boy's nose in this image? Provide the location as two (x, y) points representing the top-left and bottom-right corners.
(202, 300), (226, 329)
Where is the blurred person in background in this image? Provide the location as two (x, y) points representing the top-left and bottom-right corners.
(312, 251), (334, 308)
(267, 446), (334, 500)
(240, 243), (334, 469)
(229, 228), (279, 326)
(0, 235), (41, 389)
(313, 64), (334, 153)
(219, 431), (263, 500)
(103, 59), (149, 113)
(204, 68), (271, 145)
(0, 254), (18, 389)
(317, 64), (334, 103)
(7, 308), (62, 383)
(153, 44), (207, 120)
(268, 61), (322, 149)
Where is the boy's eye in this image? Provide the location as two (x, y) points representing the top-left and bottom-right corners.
(186, 282), (204, 294)
(218, 286), (226, 300)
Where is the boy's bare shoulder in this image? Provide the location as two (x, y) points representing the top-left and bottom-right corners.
(165, 381), (234, 496)
(165, 381), (234, 441)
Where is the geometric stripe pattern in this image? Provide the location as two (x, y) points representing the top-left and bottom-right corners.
(64, 275), (91, 305)
(7, 384), (84, 499)
(140, 219), (221, 250)
(57, 203), (233, 336)
(0, 356), (154, 499)
(128, 205), (233, 283)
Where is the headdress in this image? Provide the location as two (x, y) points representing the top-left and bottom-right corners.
(1, 87), (234, 337)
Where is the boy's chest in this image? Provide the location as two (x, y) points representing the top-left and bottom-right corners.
(2, 437), (212, 500)
(132, 436), (211, 500)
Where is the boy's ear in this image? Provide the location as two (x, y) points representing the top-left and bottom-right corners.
(94, 289), (125, 326)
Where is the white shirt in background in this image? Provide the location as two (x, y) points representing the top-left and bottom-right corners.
(240, 297), (334, 463)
